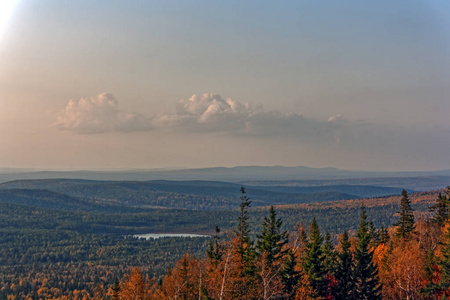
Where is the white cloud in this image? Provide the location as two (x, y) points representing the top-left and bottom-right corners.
(151, 93), (368, 149)
(55, 93), (361, 144)
(55, 93), (372, 147)
(53, 92), (450, 168)
(55, 93), (153, 134)
(155, 93), (260, 132)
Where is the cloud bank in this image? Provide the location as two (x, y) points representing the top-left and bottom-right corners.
(56, 93), (355, 143)
(55, 93), (153, 134)
(53, 92), (450, 168)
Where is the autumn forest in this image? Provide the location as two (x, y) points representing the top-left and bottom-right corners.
(3, 185), (449, 300)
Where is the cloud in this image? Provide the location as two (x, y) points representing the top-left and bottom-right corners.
(154, 93), (261, 132)
(54, 92), (362, 146)
(53, 92), (450, 170)
(55, 93), (153, 134)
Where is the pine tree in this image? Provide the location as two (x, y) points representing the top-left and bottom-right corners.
(256, 206), (288, 266)
(234, 186), (255, 275)
(429, 191), (450, 227)
(302, 217), (328, 299)
(236, 187), (252, 256)
(394, 189), (415, 239)
(322, 231), (337, 275)
(333, 231), (356, 300)
(111, 277), (120, 300)
(282, 249), (299, 299)
(354, 205), (382, 300)
(207, 226), (222, 263)
(230, 187), (257, 299)
(378, 225), (389, 245)
(255, 206), (289, 300)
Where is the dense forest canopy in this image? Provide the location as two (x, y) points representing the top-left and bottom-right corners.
(0, 180), (449, 299)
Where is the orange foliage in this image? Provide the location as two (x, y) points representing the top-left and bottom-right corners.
(377, 240), (426, 300)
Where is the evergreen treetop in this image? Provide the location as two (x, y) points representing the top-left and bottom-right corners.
(256, 206), (288, 266)
(394, 189), (415, 239)
(429, 190), (450, 227)
(302, 217), (328, 299)
(355, 205), (382, 300)
(333, 231), (356, 300)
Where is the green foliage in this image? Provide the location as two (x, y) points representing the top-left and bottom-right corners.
(0, 183), (444, 299)
(423, 222), (450, 298)
(282, 249), (299, 299)
(333, 231), (356, 300)
(354, 205), (382, 300)
(394, 189), (416, 239)
(378, 225), (389, 245)
(322, 231), (337, 275)
(256, 206), (288, 266)
(429, 189), (450, 226)
(302, 217), (328, 299)
(235, 187), (256, 273)
(207, 226), (223, 262)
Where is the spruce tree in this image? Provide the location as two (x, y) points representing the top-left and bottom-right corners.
(354, 205), (382, 300)
(282, 249), (299, 299)
(378, 225), (389, 245)
(394, 189), (415, 239)
(429, 192), (450, 227)
(112, 277), (120, 300)
(302, 217), (328, 299)
(207, 226), (222, 262)
(234, 187), (255, 278)
(322, 231), (337, 276)
(333, 231), (356, 300)
(236, 187), (253, 258)
(256, 206), (288, 266)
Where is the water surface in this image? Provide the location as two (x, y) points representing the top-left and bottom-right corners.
(134, 233), (211, 239)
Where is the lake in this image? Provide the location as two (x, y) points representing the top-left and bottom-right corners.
(134, 233), (211, 240)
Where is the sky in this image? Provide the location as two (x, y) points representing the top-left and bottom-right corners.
(0, 0), (449, 171)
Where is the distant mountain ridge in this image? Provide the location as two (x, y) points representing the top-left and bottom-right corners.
(0, 177), (440, 212)
(1, 165), (450, 182)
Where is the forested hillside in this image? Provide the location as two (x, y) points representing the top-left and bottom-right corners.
(0, 178), (448, 299)
(0, 178), (418, 211)
(103, 189), (450, 300)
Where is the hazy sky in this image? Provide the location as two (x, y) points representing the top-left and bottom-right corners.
(1, 0), (449, 171)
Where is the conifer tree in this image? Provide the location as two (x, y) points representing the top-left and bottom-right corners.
(236, 187), (252, 256)
(333, 231), (356, 300)
(111, 277), (120, 300)
(255, 206), (290, 300)
(256, 206), (288, 266)
(394, 189), (415, 239)
(282, 249), (299, 299)
(354, 205), (382, 300)
(207, 226), (222, 263)
(378, 225), (389, 245)
(429, 191), (450, 227)
(234, 186), (255, 276)
(322, 231), (337, 275)
(230, 187), (257, 300)
(302, 217), (328, 299)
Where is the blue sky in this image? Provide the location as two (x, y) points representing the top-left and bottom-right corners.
(0, 0), (449, 171)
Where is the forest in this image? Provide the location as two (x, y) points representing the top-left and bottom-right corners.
(2, 187), (450, 299)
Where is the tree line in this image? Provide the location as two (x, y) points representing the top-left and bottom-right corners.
(2, 187), (450, 299)
(110, 187), (450, 300)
